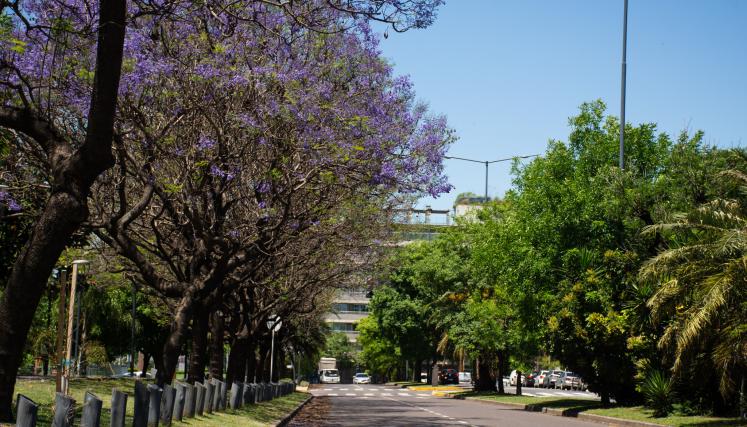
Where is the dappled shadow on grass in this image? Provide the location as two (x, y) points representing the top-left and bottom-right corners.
(677, 419), (747, 426)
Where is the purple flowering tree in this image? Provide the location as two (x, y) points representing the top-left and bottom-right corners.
(0, 0), (444, 419)
(85, 12), (451, 385)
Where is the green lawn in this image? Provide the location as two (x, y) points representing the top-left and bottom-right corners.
(13, 377), (308, 426)
(461, 392), (747, 427)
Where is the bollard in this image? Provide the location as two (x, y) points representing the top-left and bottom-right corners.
(265, 383), (272, 401)
(195, 382), (205, 416)
(15, 394), (38, 427)
(204, 381), (214, 414)
(242, 383), (252, 406)
(211, 380), (221, 412)
(147, 384), (162, 427)
(160, 383), (176, 426)
(110, 389), (127, 427)
(254, 384), (262, 403)
(81, 391), (103, 427)
(230, 382), (243, 409)
(217, 380), (226, 410)
(172, 383), (186, 422)
(184, 383), (196, 418)
(133, 381), (150, 427)
(52, 393), (76, 427)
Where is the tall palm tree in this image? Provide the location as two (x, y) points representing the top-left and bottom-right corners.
(640, 170), (747, 399)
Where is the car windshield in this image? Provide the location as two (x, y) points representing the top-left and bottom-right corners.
(566, 372), (576, 376)
(355, 373), (368, 377)
(552, 370), (564, 375)
(324, 370), (338, 376)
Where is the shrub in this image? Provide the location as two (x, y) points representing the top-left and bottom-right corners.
(641, 370), (674, 417)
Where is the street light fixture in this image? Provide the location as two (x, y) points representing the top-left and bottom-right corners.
(444, 154), (539, 200)
(266, 315), (282, 383)
(619, 0), (629, 170)
(62, 259), (89, 395)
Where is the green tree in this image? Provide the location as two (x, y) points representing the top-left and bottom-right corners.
(641, 168), (747, 412)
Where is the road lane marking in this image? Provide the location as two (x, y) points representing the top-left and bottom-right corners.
(345, 393), (356, 396)
(416, 393), (430, 397)
(328, 393), (338, 396)
(458, 421), (468, 424)
(398, 392), (410, 396)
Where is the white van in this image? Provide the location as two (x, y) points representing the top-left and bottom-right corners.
(320, 369), (340, 383)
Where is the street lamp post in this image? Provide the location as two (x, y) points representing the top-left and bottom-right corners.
(445, 154), (539, 200)
(63, 259), (88, 395)
(266, 316), (282, 383)
(619, 0), (629, 169)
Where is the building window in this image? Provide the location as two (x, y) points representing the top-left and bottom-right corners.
(333, 303), (369, 313)
(330, 322), (357, 332)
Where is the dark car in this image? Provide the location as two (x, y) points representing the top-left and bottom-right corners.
(438, 368), (459, 385)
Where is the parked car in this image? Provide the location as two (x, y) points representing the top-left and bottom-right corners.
(320, 369), (340, 383)
(438, 368), (459, 385)
(525, 371), (539, 387)
(353, 372), (371, 384)
(534, 370), (549, 388)
(509, 370), (526, 386)
(547, 370), (564, 389)
(557, 371), (577, 390)
(458, 372), (472, 383)
(420, 372), (428, 383)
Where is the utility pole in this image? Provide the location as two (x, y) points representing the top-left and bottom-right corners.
(54, 269), (67, 393)
(619, 0), (629, 169)
(130, 281), (136, 376)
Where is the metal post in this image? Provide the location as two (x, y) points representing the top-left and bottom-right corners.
(55, 269), (68, 393)
(73, 284), (82, 375)
(619, 0), (628, 170)
(130, 282), (136, 376)
(484, 161), (488, 200)
(63, 263), (80, 394)
(269, 329), (275, 383)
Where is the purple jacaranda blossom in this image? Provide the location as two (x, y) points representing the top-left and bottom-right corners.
(198, 136), (217, 151)
(209, 165), (235, 180)
(256, 182), (271, 194)
(257, 201), (267, 209)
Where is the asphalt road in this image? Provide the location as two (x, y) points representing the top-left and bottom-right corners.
(289, 384), (600, 427)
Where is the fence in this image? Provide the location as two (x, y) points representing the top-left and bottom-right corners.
(14, 379), (297, 426)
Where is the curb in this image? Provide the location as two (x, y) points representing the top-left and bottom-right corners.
(275, 394), (313, 427)
(459, 396), (663, 427)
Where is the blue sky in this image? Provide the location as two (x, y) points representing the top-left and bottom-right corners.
(376, 0), (747, 209)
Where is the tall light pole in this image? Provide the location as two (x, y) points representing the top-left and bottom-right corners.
(445, 154), (539, 200)
(63, 259), (88, 395)
(619, 0), (629, 169)
(54, 268), (68, 393)
(266, 315), (282, 383)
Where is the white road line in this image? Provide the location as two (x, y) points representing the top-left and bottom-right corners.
(380, 393), (392, 396)
(397, 392), (410, 396)
(322, 388), (332, 391)
(328, 393), (338, 396)
(345, 393), (356, 396)
(339, 388), (348, 391)
(354, 388), (364, 391)
(458, 422), (468, 425)
(416, 393), (430, 397)
(364, 393), (374, 396)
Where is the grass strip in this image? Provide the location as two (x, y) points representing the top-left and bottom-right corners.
(460, 392), (747, 427)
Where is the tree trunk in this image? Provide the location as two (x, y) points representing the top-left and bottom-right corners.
(497, 352), (505, 394)
(601, 389), (610, 406)
(186, 303), (209, 385)
(226, 338), (248, 386)
(159, 296), (195, 386)
(475, 355), (497, 392)
(0, 0), (126, 420)
(245, 340), (258, 383)
(412, 359), (421, 383)
(208, 311), (225, 381)
(257, 340), (269, 382)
